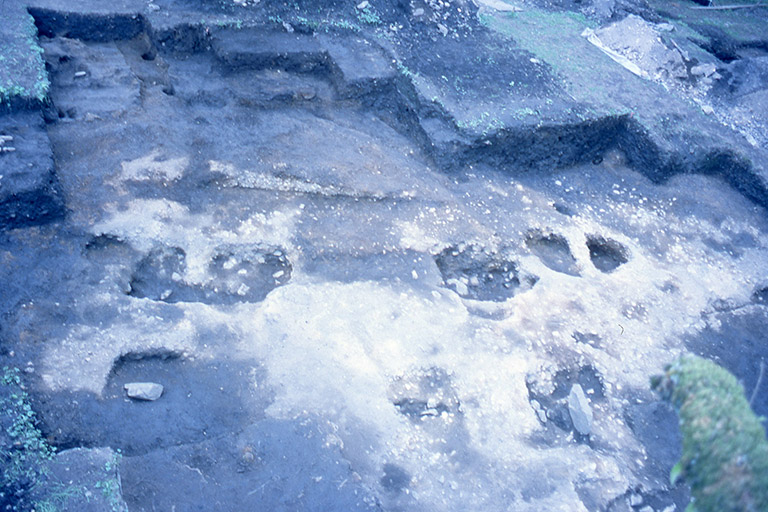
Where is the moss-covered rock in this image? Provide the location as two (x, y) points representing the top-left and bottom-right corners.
(651, 355), (768, 512)
(0, 4), (50, 108)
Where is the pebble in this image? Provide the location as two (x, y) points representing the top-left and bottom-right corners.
(74, 71), (87, 78)
(124, 382), (164, 401)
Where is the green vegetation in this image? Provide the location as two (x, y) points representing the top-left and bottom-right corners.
(0, 10), (49, 106)
(652, 355), (768, 512)
(0, 366), (55, 509)
(95, 449), (124, 512)
(268, 14), (363, 34)
(356, 4), (383, 25)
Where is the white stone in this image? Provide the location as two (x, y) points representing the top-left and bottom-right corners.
(124, 382), (164, 401)
(446, 278), (468, 296)
(568, 384), (593, 435)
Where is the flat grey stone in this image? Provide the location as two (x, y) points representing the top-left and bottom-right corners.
(124, 381), (164, 401)
(568, 384), (593, 436)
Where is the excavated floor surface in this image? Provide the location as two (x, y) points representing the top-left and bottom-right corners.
(2, 1), (768, 511)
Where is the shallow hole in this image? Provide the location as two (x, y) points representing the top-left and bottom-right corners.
(525, 231), (580, 276)
(434, 243), (530, 302)
(586, 235), (629, 273)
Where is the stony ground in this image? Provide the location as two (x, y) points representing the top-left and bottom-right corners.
(1, 0), (767, 510)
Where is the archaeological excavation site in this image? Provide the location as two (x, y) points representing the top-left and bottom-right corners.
(1, 0), (768, 510)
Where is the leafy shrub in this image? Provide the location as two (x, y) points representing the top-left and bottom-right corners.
(0, 367), (55, 511)
(651, 355), (768, 512)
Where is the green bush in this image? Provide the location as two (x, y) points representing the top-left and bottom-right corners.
(651, 355), (768, 512)
(0, 367), (56, 510)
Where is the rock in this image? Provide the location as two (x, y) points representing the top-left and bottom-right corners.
(691, 63), (717, 77)
(124, 382), (164, 401)
(568, 384), (593, 435)
(446, 278), (469, 297)
(585, 15), (688, 82)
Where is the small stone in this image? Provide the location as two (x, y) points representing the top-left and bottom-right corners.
(437, 24), (448, 37)
(413, 7), (425, 16)
(702, 105), (714, 115)
(124, 382), (164, 401)
(568, 383), (593, 435)
(691, 63), (716, 77)
(74, 71), (87, 78)
(446, 278), (468, 296)
(357, 0), (369, 8)
(629, 493), (643, 506)
(656, 22), (675, 32)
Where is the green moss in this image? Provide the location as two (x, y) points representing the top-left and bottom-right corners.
(652, 355), (768, 512)
(268, 13), (363, 34)
(356, 4), (382, 25)
(1, 367), (56, 509)
(0, 10), (49, 105)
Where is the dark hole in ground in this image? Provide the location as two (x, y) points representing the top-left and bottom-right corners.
(389, 367), (472, 462)
(34, 354), (272, 456)
(128, 243), (291, 305)
(390, 367), (461, 424)
(586, 235), (629, 273)
(753, 286), (768, 305)
(526, 365), (605, 436)
(525, 231), (580, 276)
(434, 244), (532, 302)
